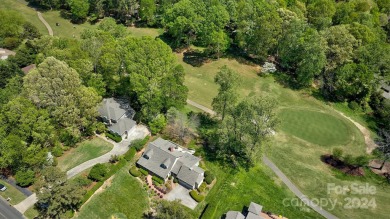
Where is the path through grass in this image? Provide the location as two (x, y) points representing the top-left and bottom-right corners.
(57, 138), (113, 171)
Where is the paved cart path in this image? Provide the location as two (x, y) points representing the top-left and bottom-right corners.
(37, 12), (53, 36)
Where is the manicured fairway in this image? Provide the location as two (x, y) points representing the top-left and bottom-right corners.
(57, 138), (113, 171)
(278, 109), (351, 146)
(75, 166), (148, 219)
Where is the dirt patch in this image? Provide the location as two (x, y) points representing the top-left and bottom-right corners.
(369, 159), (390, 176)
(335, 111), (378, 153)
(321, 155), (365, 176)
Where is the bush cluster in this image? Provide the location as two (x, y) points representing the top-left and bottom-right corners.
(74, 177), (92, 187)
(189, 190), (204, 202)
(204, 171), (215, 185)
(15, 169), (35, 187)
(106, 132), (122, 142)
(152, 176), (164, 185)
(51, 146), (63, 157)
(88, 164), (108, 182)
(130, 136), (150, 152)
(197, 182), (207, 193)
(129, 166), (141, 177)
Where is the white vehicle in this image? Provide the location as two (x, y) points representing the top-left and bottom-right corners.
(0, 184), (7, 191)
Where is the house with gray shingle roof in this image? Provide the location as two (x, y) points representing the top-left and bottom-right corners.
(381, 84), (390, 99)
(226, 211), (245, 219)
(98, 98), (137, 139)
(0, 48), (15, 60)
(137, 138), (204, 189)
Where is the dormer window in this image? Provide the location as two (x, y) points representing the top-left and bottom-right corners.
(144, 149), (153, 160)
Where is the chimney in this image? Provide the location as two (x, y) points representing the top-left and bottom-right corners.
(169, 147), (174, 152)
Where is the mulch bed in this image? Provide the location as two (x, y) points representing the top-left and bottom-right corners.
(321, 154), (365, 176)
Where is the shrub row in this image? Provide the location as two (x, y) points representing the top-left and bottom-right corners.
(139, 168), (148, 176)
(152, 176), (164, 185)
(88, 164), (108, 182)
(106, 132), (122, 143)
(131, 136), (150, 151)
(124, 147), (136, 161)
(189, 190), (204, 202)
(129, 166), (141, 177)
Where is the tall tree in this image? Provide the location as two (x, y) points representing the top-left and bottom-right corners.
(236, 0), (282, 60)
(122, 37), (187, 121)
(278, 19), (326, 87)
(24, 57), (101, 136)
(36, 167), (84, 218)
(307, 0), (335, 30)
(67, 0), (90, 22)
(140, 0), (157, 25)
(215, 96), (278, 167)
(212, 65), (240, 120)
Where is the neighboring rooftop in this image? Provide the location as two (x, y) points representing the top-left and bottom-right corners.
(248, 202), (263, 216)
(21, 64), (36, 74)
(137, 138), (204, 188)
(381, 84), (390, 99)
(226, 211), (245, 219)
(0, 48), (15, 60)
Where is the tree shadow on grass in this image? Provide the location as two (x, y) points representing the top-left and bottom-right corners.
(183, 50), (209, 67)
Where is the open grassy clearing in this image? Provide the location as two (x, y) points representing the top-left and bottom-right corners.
(279, 109), (352, 146)
(57, 138), (113, 171)
(24, 206), (39, 219)
(75, 165), (148, 219)
(198, 161), (322, 218)
(129, 27), (163, 38)
(40, 11), (98, 39)
(0, 179), (26, 205)
(0, 0), (47, 35)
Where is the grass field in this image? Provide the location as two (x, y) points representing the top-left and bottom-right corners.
(24, 206), (39, 219)
(0, 0), (47, 34)
(129, 27), (163, 38)
(57, 138), (113, 171)
(0, 179), (26, 205)
(75, 165), (148, 219)
(279, 109), (352, 146)
(198, 162), (322, 218)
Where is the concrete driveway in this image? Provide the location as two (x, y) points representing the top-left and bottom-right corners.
(164, 184), (198, 210)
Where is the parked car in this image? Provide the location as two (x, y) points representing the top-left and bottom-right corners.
(0, 183), (7, 191)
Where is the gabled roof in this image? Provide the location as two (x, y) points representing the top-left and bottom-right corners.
(98, 98), (127, 121)
(137, 141), (178, 179)
(248, 202), (263, 216)
(0, 48), (15, 60)
(21, 64), (36, 74)
(109, 117), (136, 135)
(137, 138), (204, 182)
(176, 165), (204, 187)
(246, 212), (264, 219)
(226, 211), (245, 219)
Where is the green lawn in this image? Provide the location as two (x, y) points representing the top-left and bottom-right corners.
(40, 10), (98, 39)
(129, 27), (163, 38)
(57, 138), (113, 171)
(0, 0), (47, 35)
(75, 165), (149, 219)
(0, 179), (26, 205)
(198, 162), (322, 219)
(24, 206), (39, 219)
(278, 109), (352, 146)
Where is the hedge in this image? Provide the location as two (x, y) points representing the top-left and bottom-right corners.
(124, 147), (136, 161)
(129, 166), (141, 177)
(190, 190), (204, 202)
(152, 176), (164, 185)
(15, 170), (35, 187)
(139, 168), (148, 176)
(130, 136), (150, 151)
(88, 164), (108, 182)
(106, 132), (122, 142)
